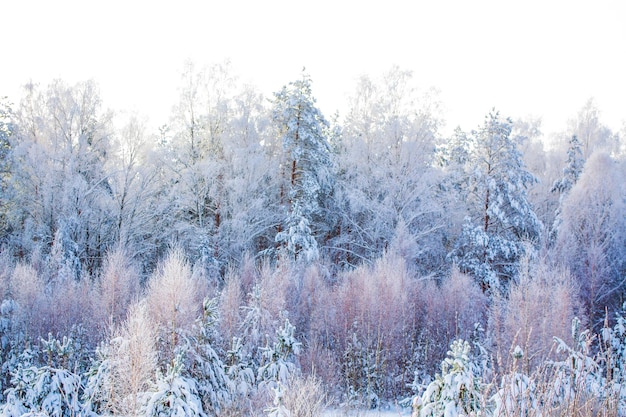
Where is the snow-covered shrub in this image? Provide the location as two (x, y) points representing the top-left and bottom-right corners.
(490, 347), (538, 417)
(265, 375), (328, 417)
(258, 316), (301, 390)
(146, 249), (206, 364)
(288, 375), (328, 417)
(416, 268), (487, 377)
(414, 339), (485, 417)
(90, 300), (157, 416)
(1, 361), (88, 417)
(183, 297), (232, 414)
(8, 263), (44, 339)
(599, 307), (626, 414)
(81, 344), (110, 415)
(546, 318), (605, 414)
(265, 382), (289, 417)
(226, 337), (256, 398)
(143, 353), (206, 417)
(341, 326), (382, 409)
(488, 258), (580, 372)
(320, 254), (422, 401)
(0, 299), (21, 402)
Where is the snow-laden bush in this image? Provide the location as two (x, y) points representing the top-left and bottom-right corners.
(601, 306), (626, 414)
(226, 336), (256, 398)
(546, 318), (604, 411)
(265, 382), (289, 417)
(265, 375), (328, 417)
(1, 363), (88, 417)
(257, 316), (301, 390)
(0, 299), (20, 402)
(490, 347), (538, 417)
(414, 339), (485, 417)
(81, 344), (110, 415)
(143, 353), (206, 417)
(183, 297), (232, 414)
(83, 300), (157, 416)
(1, 334), (91, 417)
(342, 326), (382, 409)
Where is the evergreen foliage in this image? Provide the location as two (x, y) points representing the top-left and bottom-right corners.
(414, 339), (485, 417)
(272, 72), (333, 262)
(447, 111), (541, 292)
(257, 316), (301, 390)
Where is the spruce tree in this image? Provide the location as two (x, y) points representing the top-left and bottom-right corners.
(272, 72), (332, 262)
(448, 110), (541, 293)
(549, 134), (585, 242)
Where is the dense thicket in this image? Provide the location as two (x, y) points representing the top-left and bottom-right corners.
(0, 64), (624, 416)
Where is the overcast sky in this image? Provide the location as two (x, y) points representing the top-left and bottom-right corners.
(3, 0), (625, 136)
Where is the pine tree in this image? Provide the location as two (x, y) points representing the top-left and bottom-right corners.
(414, 339), (485, 417)
(549, 135), (585, 242)
(183, 298), (232, 414)
(0, 98), (13, 243)
(257, 316), (301, 391)
(143, 353), (207, 417)
(272, 72), (333, 262)
(448, 110), (541, 293)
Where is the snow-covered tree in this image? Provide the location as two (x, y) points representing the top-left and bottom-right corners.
(1, 362), (86, 417)
(547, 318), (605, 412)
(158, 61), (276, 275)
(0, 98), (13, 244)
(568, 98), (618, 158)
(182, 298), (232, 414)
(413, 339), (485, 417)
(551, 135), (585, 196)
(1, 336), (89, 417)
(555, 152), (626, 326)
(107, 114), (168, 271)
(6, 80), (115, 276)
(332, 67), (445, 272)
(272, 72), (333, 262)
(225, 337), (256, 399)
(550, 134), (585, 242)
(447, 110), (541, 293)
(145, 249), (206, 364)
(143, 353), (206, 417)
(257, 316), (301, 391)
(96, 300), (158, 416)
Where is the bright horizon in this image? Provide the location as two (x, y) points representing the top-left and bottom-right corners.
(3, 0), (625, 137)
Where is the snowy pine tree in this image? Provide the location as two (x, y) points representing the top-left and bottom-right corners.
(0, 98), (13, 243)
(272, 72), (333, 262)
(257, 316), (301, 391)
(447, 111), (541, 293)
(549, 134), (585, 242)
(183, 298), (232, 414)
(1, 336), (90, 417)
(143, 353), (206, 417)
(414, 339), (485, 417)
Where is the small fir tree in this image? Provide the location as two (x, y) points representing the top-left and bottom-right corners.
(143, 353), (206, 417)
(257, 316), (301, 391)
(414, 339), (485, 417)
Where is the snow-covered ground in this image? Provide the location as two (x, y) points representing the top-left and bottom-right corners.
(323, 406), (412, 417)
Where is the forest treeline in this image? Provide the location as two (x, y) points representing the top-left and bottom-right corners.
(0, 62), (625, 416)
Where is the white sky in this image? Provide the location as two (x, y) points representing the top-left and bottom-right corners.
(2, 0), (625, 136)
